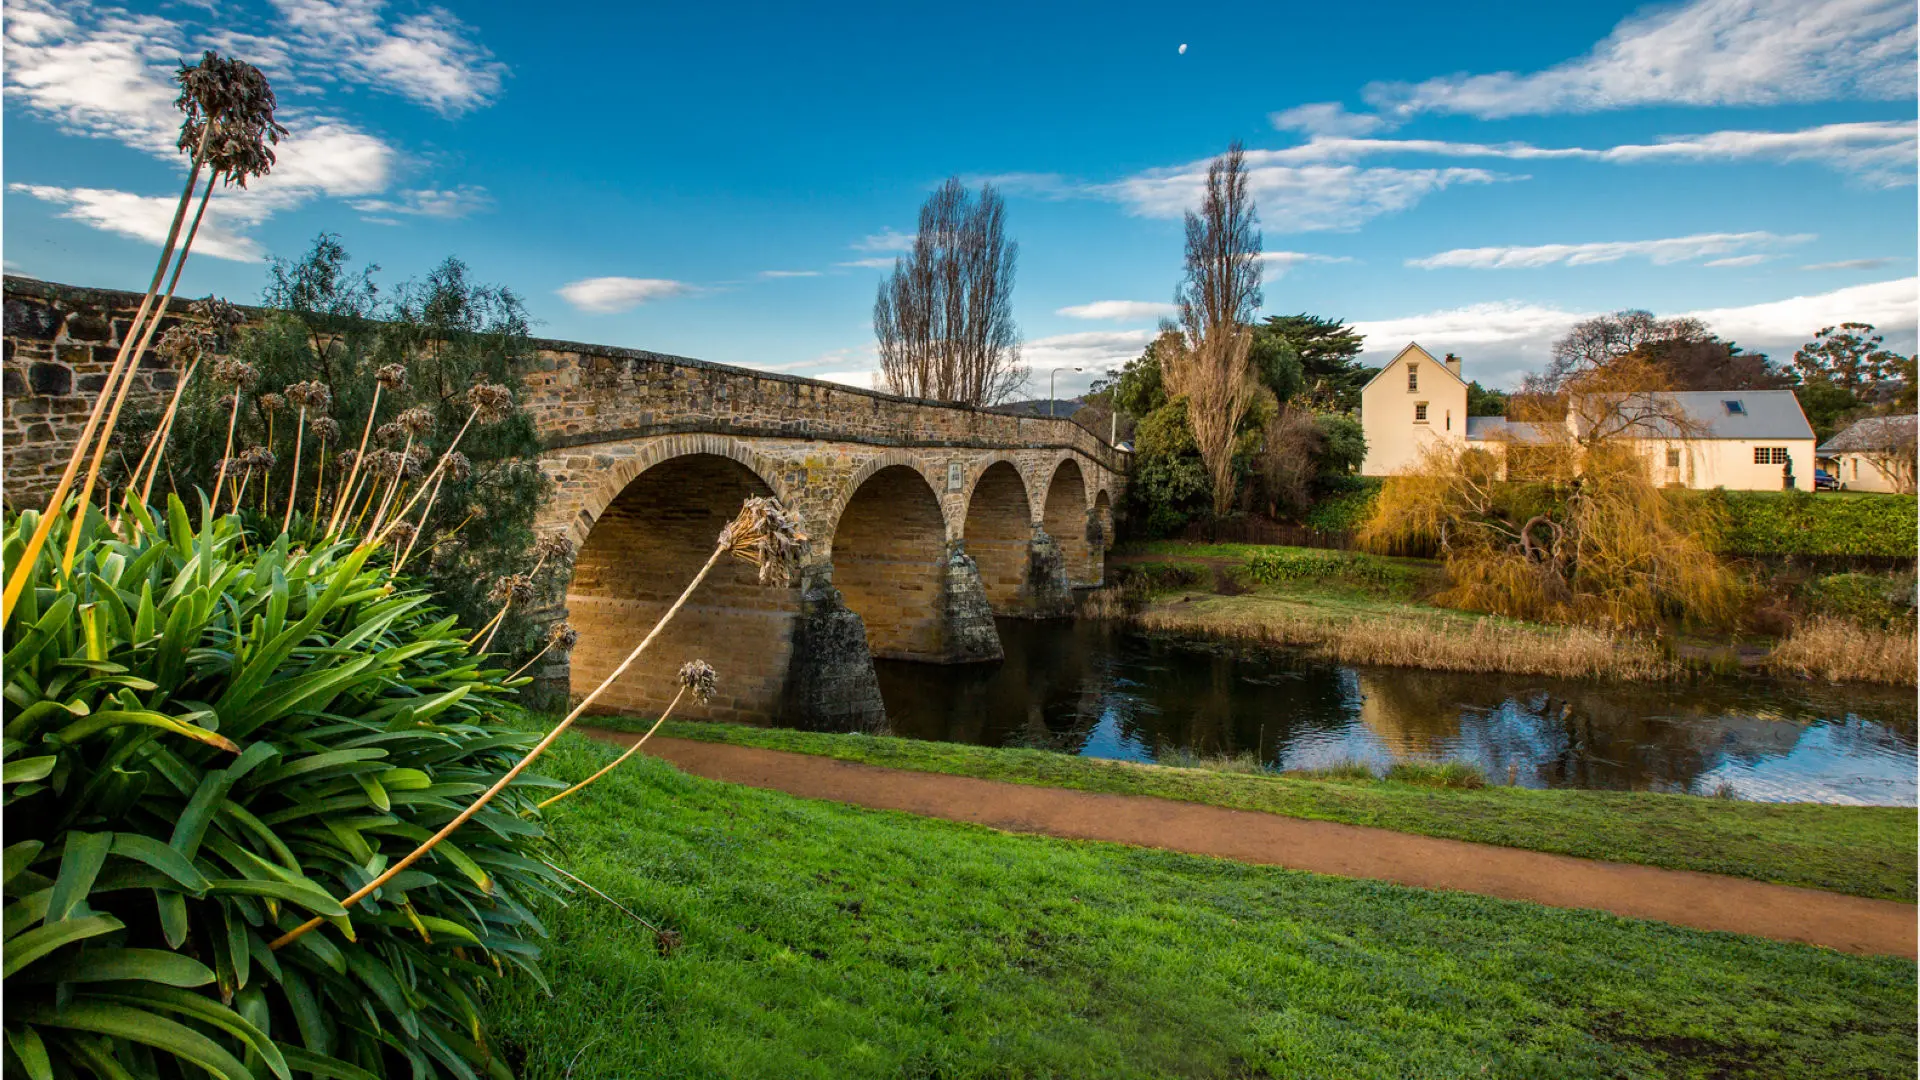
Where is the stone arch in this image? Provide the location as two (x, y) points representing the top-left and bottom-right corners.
(830, 464), (950, 660)
(1093, 489), (1114, 551)
(963, 460), (1032, 613)
(1041, 456), (1094, 585)
(554, 434), (792, 551)
(825, 451), (953, 554)
(565, 451), (800, 721)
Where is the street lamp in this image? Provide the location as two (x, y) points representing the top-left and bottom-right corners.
(1049, 366), (1082, 417)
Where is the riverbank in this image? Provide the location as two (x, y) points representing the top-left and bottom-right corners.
(582, 717), (1918, 901)
(1104, 541), (1918, 685)
(486, 730), (1917, 1079)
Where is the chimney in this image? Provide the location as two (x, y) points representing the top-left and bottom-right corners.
(1444, 353), (1462, 378)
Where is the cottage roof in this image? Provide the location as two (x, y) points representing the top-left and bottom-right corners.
(1818, 413), (1918, 453)
(1569, 390), (1814, 441)
(1464, 417), (1559, 444)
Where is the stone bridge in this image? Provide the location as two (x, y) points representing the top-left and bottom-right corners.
(2, 275), (1128, 731)
(522, 343), (1126, 730)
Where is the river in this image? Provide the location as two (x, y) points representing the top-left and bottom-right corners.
(854, 618), (1917, 806)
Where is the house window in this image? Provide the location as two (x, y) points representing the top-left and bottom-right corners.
(1407, 364), (1419, 391)
(1754, 447), (1788, 465)
(1414, 402), (1428, 423)
(1723, 400), (1747, 416)
(1666, 448), (1681, 468)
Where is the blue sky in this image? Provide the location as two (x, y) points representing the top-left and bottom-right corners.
(6, 0), (1916, 395)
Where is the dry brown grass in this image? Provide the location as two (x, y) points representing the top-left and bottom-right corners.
(1130, 597), (1677, 680)
(1767, 618), (1918, 686)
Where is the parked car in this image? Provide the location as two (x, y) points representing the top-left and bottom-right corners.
(1814, 468), (1840, 491)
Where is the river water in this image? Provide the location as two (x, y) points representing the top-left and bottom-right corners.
(861, 619), (1917, 806)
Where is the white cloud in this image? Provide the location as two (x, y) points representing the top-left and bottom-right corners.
(1100, 155), (1510, 228)
(1055, 300), (1176, 322)
(1021, 329), (1158, 374)
(557, 277), (692, 314)
(836, 257), (899, 269)
(269, 0), (507, 115)
(851, 228), (915, 252)
(1352, 278), (1919, 388)
(9, 183), (271, 261)
(759, 269), (822, 279)
(1704, 254), (1771, 268)
(1269, 102), (1387, 137)
(1408, 231), (1813, 270)
(1803, 257), (1898, 270)
(1365, 0), (1916, 119)
(4, 0), (495, 254)
(350, 185), (492, 218)
(1260, 250), (1356, 274)
(1268, 121), (1917, 186)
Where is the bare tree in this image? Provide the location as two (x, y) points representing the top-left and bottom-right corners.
(1162, 142), (1262, 519)
(874, 178), (1024, 405)
(1548, 310), (1708, 379)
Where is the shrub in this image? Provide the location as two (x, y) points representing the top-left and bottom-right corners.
(1800, 571), (1917, 629)
(1383, 760), (1488, 789)
(1301, 480), (1379, 533)
(1700, 490), (1919, 557)
(1246, 549), (1392, 588)
(3, 497), (557, 1079)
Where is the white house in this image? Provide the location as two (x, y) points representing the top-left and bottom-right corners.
(1817, 414), (1918, 493)
(1359, 343), (1819, 491)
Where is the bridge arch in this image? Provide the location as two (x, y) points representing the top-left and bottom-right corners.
(825, 451), (954, 554)
(963, 459), (1033, 613)
(1093, 489), (1114, 557)
(558, 433), (793, 550)
(830, 463), (951, 660)
(564, 449), (801, 721)
(1042, 456), (1095, 585)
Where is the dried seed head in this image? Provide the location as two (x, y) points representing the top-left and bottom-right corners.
(466, 381), (515, 422)
(717, 496), (807, 586)
(547, 620), (579, 650)
(216, 392), (238, 412)
(155, 325), (205, 366)
(308, 415), (341, 442)
(374, 363), (408, 391)
(257, 391), (286, 414)
(285, 380), (331, 413)
(175, 51), (286, 187)
(375, 421), (408, 446)
(211, 358), (258, 387)
(405, 445), (433, 477)
(467, 501), (490, 521)
(368, 449), (403, 477)
(488, 573), (535, 606)
(397, 405), (436, 436)
(383, 521), (417, 550)
(533, 533), (575, 564)
(335, 448), (359, 473)
(237, 445), (276, 471)
(442, 450), (472, 482)
(677, 659), (718, 703)
(189, 295), (245, 332)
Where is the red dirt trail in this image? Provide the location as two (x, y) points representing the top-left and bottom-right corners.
(587, 731), (1917, 959)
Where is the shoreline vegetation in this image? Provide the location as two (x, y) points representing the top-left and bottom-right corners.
(1094, 541), (1917, 686)
(577, 716), (1919, 903)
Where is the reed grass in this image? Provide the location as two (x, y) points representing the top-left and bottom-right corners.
(1130, 596), (1677, 680)
(1767, 618), (1919, 686)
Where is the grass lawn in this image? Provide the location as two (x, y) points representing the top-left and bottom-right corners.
(485, 731), (1917, 1079)
(585, 717), (1918, 902)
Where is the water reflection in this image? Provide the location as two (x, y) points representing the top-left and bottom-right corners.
(862, 619), (1918, 806)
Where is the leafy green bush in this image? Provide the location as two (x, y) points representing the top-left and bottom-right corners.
(1301, 479), (1379, 533)
(1801, 572), (1918, 628)
(3, 497), (557, 1080)
(1699, 490), (1919, 557)
(1246, 549), (1392, 587)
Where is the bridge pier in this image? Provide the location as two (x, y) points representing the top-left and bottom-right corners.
(1023, 527), (1075, 618)
(780, 568), (887, 732)
(941, 542), (1003, 663)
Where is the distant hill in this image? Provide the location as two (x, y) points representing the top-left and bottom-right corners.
(987, 398), (1084, 418)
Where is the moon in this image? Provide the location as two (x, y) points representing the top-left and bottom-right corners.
(1178, 43), (1188, 54)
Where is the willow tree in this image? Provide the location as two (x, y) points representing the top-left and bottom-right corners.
(874, 178), (1024, 405)
(1162, 142), (1262, 518)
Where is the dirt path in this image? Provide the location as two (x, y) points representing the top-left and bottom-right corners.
(588, 732), (1917, 959)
